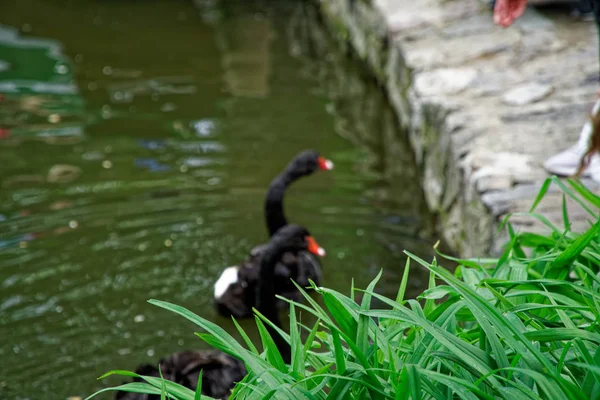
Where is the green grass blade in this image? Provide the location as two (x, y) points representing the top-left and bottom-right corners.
(289, 303), (305, 380)
(523, 328), (600, 343)
(418, 369), (495, 400)
(195, 370), (203, 400)
(562, 193), (571, 232)
(232, 317), (259, 355)
(97, 370), (140, 380)
(148, 300), (246, 360)
(330, 328), (346, 375)
(423, 268), (437, 315)
(159, 364), (166, 400)
(301, 318), (321, 356)
(255, 316), (286, 372)
(325, 373), (353, 399)
(406, 364), (422, 400)
(322, 291), (358, 341)
(530, 178), (552, 212)
(552, 221), (600, 269)
(95, 370), (200, 399)
(357, 269), (382, 356)
(85, 383), (164, 400)
(550, 176), (598, 217)
(396, 258), (411, 304)
(567, 178), (600, 208)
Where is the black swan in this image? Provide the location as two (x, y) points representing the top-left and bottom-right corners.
(115, 351), (246, 400)
(214, 150), (332, 317)
(115, 225), (325, 399)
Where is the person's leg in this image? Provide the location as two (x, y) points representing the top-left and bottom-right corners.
(544, 0), (600, 180)
(544, 101), (600, 177)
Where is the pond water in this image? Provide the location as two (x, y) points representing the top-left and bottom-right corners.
(0, 1), (436, 398)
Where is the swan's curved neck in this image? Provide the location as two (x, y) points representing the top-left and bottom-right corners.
(264, 170), (295, 237)
(256, 241), (291, 363)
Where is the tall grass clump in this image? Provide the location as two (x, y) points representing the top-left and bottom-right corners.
(88, 177), (600, 400)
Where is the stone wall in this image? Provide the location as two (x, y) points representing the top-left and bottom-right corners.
(316, 0), (599, 256)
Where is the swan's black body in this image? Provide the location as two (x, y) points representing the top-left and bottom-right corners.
(115, 225), (320, 399)
(214, 150), (330, 317)
(115, 351), (246, 400)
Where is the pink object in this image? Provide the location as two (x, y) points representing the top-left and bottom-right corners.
(0, 128), (10, 139)
(494, 0), (528, 27)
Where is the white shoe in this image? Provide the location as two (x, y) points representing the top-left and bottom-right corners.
(544, 99), (600, 180)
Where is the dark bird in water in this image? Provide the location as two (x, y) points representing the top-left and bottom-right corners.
(213, 150), (332, 317)
(115, 351), (246, 400)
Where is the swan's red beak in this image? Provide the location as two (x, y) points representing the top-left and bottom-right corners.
(317, 156), (334, 171)
(306, 236), (326, 257)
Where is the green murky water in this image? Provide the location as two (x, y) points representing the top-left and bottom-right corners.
(0, 1), (435, 398)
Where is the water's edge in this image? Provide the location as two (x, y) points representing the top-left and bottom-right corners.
(314, 0), (494, 257)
